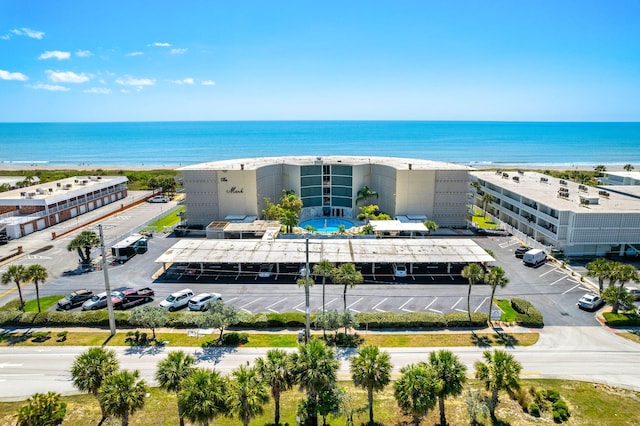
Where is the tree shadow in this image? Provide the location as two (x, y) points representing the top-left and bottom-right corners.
(0, 330), (32, 345)
(494, 332), (518, 348)
(470, 333), (492, 347)
(123, 343), (167, 357)
(193, 346), (238, 365)
(490, 418), (511, 426)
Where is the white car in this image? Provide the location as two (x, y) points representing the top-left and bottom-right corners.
(393, 263), (408, 278)
(159, 288), (194, 311)
(148, 195), (169, 203)
(258, 264), (273, 278)
(577, 293), (605, 311)
(188, 292), (222, 311)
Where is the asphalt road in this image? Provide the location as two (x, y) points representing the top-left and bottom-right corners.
(0, 325), (638, 401)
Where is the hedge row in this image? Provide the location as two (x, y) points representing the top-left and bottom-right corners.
(510, 298), (544, 328)
(0, 304), (490, 330)
(602, 312), (640, 326)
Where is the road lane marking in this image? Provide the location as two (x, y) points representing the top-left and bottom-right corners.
(399, 297), (414, 312)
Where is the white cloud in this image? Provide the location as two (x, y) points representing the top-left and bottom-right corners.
(27, 83), (70, 91)
(148, 42), (172, 47)
(76, 50), (92, 57)
(11, 28), (45, 39)
(201, 80), (216, 86)
(173, 77), (194, 85)
(0, 69), (28, 81)
(170, 48), (187, 55)
(39, 50), (71, 60)
(84, 87), (111, 94)
(115, 75), (155, 87)
(120, 89), (130, 93)
(126, 51), (144, 57)
(1, 34), (10, 40)
(46, 70), (91, 83)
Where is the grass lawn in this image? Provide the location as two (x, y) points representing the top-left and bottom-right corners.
(0, 329), (538, 348)
(1, 379), (638, 425)
(496, 299), (518, 322)
(23, 295), (63, 312)
(144, 205), (185, 232)
(471, 213), (498, 229)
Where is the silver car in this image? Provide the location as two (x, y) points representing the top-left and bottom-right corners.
(577, 293), (605, 311)
(82, 292), (108, 311)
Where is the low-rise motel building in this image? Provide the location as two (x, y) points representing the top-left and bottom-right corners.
(178, 155), (471, 228)
(0, 175), (128, 240)
(471, 170), (640, 257)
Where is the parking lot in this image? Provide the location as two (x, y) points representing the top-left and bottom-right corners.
(0, 197), (612, 327)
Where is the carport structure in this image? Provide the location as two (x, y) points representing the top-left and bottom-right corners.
(155, 238), (495, 280)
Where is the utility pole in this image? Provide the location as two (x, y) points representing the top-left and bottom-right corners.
(99, 224), (116, 336)
(304, 237), (311, 343)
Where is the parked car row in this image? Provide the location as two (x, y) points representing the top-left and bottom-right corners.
(159, 289), (223, 311)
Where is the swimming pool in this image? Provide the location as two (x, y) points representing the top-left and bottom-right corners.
(299, 218), (355, 233)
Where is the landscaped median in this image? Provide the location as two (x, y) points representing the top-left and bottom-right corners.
(0, 298), (541, 348)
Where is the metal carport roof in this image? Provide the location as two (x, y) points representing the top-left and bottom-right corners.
(155, 238), (495, 265)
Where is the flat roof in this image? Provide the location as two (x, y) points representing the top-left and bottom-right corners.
(0, 175), (128, 205)
(370, 220), (428, 232)
(472, 171), (640, 213)
(155, 238), (495, 265)
(178, 155), (470, 172)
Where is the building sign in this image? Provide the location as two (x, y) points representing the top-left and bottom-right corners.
(226, 186), (244, 194)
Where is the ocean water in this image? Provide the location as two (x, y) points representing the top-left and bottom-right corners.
(1, 121), (638, 168)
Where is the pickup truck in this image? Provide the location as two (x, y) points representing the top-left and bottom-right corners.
(112, 287), (155, 310)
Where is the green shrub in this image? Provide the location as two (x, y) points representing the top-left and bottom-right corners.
(221, 332), (249, 346)
(529, 402), (540, 417)
(546, 389), (561, 403)
(0, 299), (22, 311)
(511, 298), (544, 327)
(552, 399), (571, 423)
(603, 312), (640, 326)
(355, 312), (447, 329)
(444, 311), (488, 328)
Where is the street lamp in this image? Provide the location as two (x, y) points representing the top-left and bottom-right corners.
(98, 224), (116, 336)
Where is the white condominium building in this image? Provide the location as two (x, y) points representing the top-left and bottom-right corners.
(179, 156), (470, 228)
(471, 170), (640, 257)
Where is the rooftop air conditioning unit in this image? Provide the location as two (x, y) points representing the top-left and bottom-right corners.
(36, 188), (45, 194)
(20, 192), (26, 197)
(81, 180), (88, 185)
(74, 179), (79, 183)
(56, 183), (62, 187)
(48, 188), (53, 193)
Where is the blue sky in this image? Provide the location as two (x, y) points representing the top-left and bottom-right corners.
(1, 0), (639, 122)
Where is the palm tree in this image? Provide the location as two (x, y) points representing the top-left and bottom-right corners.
(67, 230), (101, 267)
(428, 350), (467, 426)
(1, 264), (29, 310)
(331, 263), (363, 313)
(357, 204), (380, 224)
(623, 164), (634, 172)
(291, 339), (340, 426)
(462, 263), (484, 322)
(155, 351), (196, 426)
(393, 363), (440, 426)
(474, 349), (522, 421)
(26, 264), (48, 313)
(350, 344), (392, 425)
(70, 347), (119, 425)
(586, 258), (613, 294)
(612, 263), (640, 314)
(485, 266), (509, 327)
(99, 369), (148, 426)
(423, 220), (439, 235)
(481, 193), (494, 219)
(227, 363), (269, 426)
(356, 186), (379, 205)
(255, 349), (296, 426)
(178, 368), (228, 426)
(313, 260), (334, 338)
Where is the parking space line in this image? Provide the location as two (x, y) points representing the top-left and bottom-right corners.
(424, 297), (438, 310)
(539, 267), (558, 277)
(224, 297), (238, 304)
(372, 298), (388, 312)
(265, 298), (287, 310)
(347, 298), (363, 313)
(428, 307), (443, 313)
(451, 297), (463, 310)
(474, 297), (488, 312)
(239, 297), (262, 313)
(579, 286), (591, 292)
(549, 277), (566, 286)
(562, 283), (582, 295)
(324, 298), (339, 308)
(567, 279), (580, 284)
(399, 297), (414, 312)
